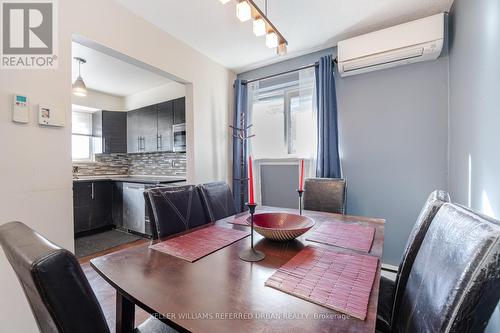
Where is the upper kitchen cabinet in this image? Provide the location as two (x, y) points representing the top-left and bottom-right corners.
(157, 101), (174, 152)
(92, 111), (127, 154)
(173, 97), (186, 125)
(127, 109), (141, 153)
(127, 97), (185, 153)
(127, 105), (158, 153)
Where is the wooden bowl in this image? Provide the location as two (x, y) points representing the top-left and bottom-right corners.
(247, 212), (315, 241)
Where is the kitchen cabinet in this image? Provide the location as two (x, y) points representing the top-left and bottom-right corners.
(127, 106), (158, 153)
(73, 182), (92, 234)
(73, 181), (113, 235)
(173, 97), (186, 125)
(112, 182), (123, 227)
(126, 109), (141, 153)
(93, 111), (127, 154)
(127, 98), (185, 153)
(90, 181), (113, 229)
(157, 101), (174, 152)
(74, 178), (186, 237)
(140, 107), (159, 152)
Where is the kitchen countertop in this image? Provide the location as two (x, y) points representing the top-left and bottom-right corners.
(73, 175), (186, 185)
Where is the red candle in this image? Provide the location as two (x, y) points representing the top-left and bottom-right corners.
(299, 159), (305, 191)
(248, 156), (255, 205)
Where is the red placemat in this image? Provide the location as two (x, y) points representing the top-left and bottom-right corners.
(265, 246), (378, 320)
(306, 222), (375, 253)
(227, 214), (250, 226)
(149, 225), (249, 262)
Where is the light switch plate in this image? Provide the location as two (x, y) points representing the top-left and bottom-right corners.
(38, 104), (65, 127)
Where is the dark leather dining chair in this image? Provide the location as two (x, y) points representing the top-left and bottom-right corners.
(386, 204), (500, 333)
(303, 178), (347, 214)
(198, 181), (237, 221)
(144, 185), (210, 239)
(0, 221), (175, 333)
(377, 190), (450, 332)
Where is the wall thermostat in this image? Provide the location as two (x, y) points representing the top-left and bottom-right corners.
(12, 94), (29, 123)
(38, 104), (65, 127)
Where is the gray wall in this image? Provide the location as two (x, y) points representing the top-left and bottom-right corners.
(448, 0), (500, 331)
(337, 58), (449, 265)
(239, 50), (449, 266)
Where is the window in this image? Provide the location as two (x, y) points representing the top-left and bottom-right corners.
(249, 68), (316, 160)
(72, 110), (95, 161)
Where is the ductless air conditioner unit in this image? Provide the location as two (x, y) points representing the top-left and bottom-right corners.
(337, 13), (445, 77)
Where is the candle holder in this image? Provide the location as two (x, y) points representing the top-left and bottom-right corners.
(297, 189), (305, 215)
(239, 203), (266, 262)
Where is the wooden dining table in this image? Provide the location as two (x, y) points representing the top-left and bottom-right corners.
(90, 206), (385, 333)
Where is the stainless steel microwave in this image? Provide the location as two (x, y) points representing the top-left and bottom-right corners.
(173, 123), (186, 152)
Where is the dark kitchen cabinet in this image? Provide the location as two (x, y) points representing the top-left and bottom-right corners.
(141, 107), (159, 152)
(73, 181), (113, 235)
(93, 111), (127, 154)
(102, 111), (127, 153)
(173, 97), (186, 125)
(157, 101), (174, 152)
(127, 106), (158, 153)
(112, 182), (123, 227)
(127, 97), (185, 153)
(73, 182), (92, 234)
(90, 181), (113, 229)
(127, 109), (141, 153)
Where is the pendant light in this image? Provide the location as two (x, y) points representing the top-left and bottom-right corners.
(253, 17), (266, 36)
(236, 0), (252, 22)
(221, 0), (288, 56)
(72, 57), (87, 97)
(265, 31), (278, 48)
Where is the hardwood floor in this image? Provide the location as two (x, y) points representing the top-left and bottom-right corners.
(79, 238), (150, 332)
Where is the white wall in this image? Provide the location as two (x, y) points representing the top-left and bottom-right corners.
(72, 88), (125, 110)
(124, 81), (186, 110)
(0, 0), (235, 331)
(72, 79), (185, 112)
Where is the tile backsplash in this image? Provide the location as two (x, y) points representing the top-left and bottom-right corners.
(73, 154), (129, 176)
(129, 152), (186, 176)
(73, 152), (186, 177)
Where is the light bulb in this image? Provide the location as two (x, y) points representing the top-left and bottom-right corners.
(253, 17), (266, 36)
(266, 31), (278, 48)
(236, 0), (251, 22)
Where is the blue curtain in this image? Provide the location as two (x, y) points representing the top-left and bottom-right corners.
(315, 55), (341, 178)
(232, 79), (248, 212)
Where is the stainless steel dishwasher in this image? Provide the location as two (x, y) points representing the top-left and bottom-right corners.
(122, 183), (146, 234)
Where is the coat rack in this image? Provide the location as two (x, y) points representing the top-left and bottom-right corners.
(230, 112), (254, 212)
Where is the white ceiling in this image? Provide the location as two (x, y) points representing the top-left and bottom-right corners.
(72, 42), (173, 97)
(115, 0), (454, 73)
